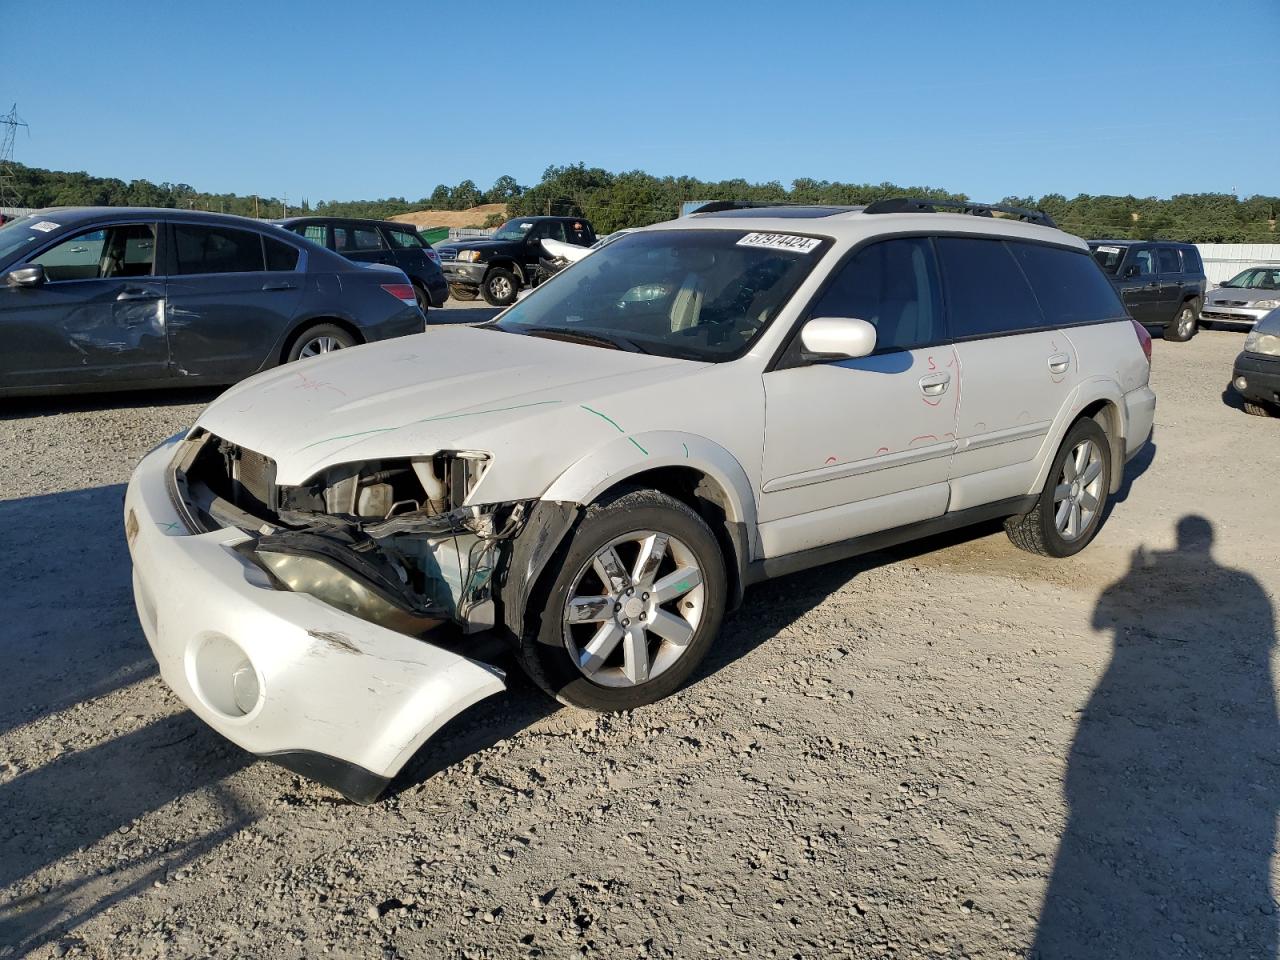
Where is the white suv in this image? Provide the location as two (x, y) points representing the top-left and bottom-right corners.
(124, 199), (1156, 801)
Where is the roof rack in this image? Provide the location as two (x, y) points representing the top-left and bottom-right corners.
(685, 200), (797, 215)
(861, 197), (1057, 228)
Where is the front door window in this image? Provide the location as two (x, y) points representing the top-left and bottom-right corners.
(33, 224), (157, 281)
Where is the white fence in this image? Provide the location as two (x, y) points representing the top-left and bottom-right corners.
(1195, 244), (1280, 286)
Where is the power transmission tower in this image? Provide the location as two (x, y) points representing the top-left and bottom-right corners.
(0, 104), (29, 212)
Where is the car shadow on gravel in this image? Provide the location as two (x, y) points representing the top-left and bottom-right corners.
(0, 485), (157, 739)
(0, 385), (224, 420)
(0, 484), (260, 952)
(1033, 516), (1278, 958)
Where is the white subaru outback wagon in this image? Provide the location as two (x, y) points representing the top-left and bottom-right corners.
(125, 198), (1156, 801)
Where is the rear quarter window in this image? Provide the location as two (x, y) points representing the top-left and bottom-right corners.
(1010, 242), (1126, 326)
(936, 236), (1044, 337)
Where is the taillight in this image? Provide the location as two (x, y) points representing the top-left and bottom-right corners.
(1130, 318), (1152, 363)
(381, 283), (417, 306)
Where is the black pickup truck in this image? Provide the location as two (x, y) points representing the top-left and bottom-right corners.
(1088, 240), (1206, 342)
(436, 216), (596, 305)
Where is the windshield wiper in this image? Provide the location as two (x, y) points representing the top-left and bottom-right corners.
(522, 327), (649, 354)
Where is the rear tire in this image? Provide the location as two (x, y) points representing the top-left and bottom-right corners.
(285, 323), (357, 363)
(1005, 417), (1112, 558)
(518, 488), (727, 712)
(482, 267), (519, 307)
(412, 282), (430, 316)
(449, 283), (479, 302)
(1243, 400), (1276, 417)
(1163, 301), (1198, 342)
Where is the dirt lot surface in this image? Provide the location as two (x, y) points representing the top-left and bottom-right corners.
(2, 323), (1277, 959)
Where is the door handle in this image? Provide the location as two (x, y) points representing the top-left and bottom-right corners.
(116, 287), (160, 301)
(1145, 281), (1159, 288)
(918, 372), (951, 395)
(1048, 353), (1071, 375)
(262, 280), (298, 291)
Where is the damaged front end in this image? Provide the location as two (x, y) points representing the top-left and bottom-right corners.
(168, 430), (562, 639)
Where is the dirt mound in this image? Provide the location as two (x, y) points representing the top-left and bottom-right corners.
(389, 203), (508, 229)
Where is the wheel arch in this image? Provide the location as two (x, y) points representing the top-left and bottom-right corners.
(486, 258), (524, 284)
(277, 315), (365, 365)
(1032, 382), (1127, 497)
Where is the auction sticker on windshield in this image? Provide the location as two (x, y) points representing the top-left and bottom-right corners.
(737, 232), (822, 254)
(29, 221), (60, 233)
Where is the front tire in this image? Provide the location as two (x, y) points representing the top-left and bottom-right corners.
(1005, 417), (1112, 558)
(481, 267), (519, 307)
(518, 488), (727, 712)
(285, 323), (356, 363)
(1163, 300), (1199, 342)
(1243, 400), (1276, 417)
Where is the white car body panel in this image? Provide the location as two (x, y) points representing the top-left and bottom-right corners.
(123, 206), (1154, 799)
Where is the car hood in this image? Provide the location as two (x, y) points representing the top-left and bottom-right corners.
(1208, 286), (1280, 303)
(198, 326), (703, 489)
(436, 238), (515, 253)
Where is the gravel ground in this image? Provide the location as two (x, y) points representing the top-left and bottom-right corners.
(1, 322), (1277, 959)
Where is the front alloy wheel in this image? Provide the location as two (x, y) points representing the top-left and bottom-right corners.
(563, 531), (705, 688)
(520, 488), (727, 711)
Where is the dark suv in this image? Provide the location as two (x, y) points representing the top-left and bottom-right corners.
(1088, 240), (1206, 342)
(436, 216), (596, 305)
(278, 217), (448, 315)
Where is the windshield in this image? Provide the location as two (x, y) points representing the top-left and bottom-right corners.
(492, 229), (828, 362)
(1221, 267), (1280, 290)
(491, 219), (536, 241)
(0, 216), (57, 264)
(1090, 244), (1126, 275)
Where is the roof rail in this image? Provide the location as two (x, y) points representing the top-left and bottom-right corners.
(862, 197), (1057, 228)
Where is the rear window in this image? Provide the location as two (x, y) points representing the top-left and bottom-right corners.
(1010, 242), (1126, 326)
(173, 225), (264, 275)
(1157, 247), (1182, 273)
(936, 236), (1044, 337)
(387, 228), (424, 248)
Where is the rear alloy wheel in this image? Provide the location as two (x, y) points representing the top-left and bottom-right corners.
(482, 267), (519, 307)
(287, 323), (357, 363)
(520, 488), (726, 711)
(1005, 417), (1112, 557)
(1163, 301), (1198, 341)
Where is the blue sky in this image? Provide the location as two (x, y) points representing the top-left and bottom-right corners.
(5, 0), (1278, 203)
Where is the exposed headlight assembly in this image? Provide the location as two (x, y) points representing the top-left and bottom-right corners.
(456, 249), (483, 263)
(1243, 329), (1280, 357)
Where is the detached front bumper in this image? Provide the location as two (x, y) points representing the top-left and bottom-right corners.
(123, 441), (506, 803)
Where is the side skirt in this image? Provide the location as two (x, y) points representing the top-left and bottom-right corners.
(745, 495), (1038, 585)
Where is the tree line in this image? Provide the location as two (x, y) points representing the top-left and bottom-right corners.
(8, 161), (1277, 243)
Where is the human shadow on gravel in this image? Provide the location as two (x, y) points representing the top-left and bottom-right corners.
(1032, 516), (1279, 959)
(0, 485), (156, 739)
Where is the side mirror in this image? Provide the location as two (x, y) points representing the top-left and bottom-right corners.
(799, 316), (877, 359)
(1123, 264), (1140, 279)
(3, 263), (45, 288)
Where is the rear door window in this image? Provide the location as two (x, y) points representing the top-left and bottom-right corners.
(808, 237), (944, 351)
(1156, 247), (1182, 274)
(264, 236), (300, 271)
(286, 222), (329, 247)
(333, 225), (386, 252)
(1010, 242), (1126, 326)
(173, 224), (265, 275)
(935, 236), (1044, 338)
